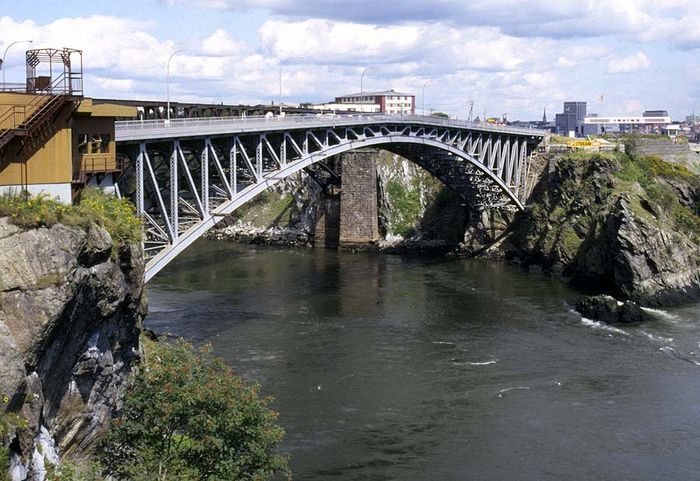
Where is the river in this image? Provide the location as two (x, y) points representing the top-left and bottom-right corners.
(146, 239), (700, 480)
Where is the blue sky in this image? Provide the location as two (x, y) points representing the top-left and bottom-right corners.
(3, 0), (700, 120)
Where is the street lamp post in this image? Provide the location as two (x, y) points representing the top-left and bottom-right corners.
(421, 79), (433, 116)
(2, 40), (33, 90)
(360, 67), (371, 94)
(166, 50), (183, 122)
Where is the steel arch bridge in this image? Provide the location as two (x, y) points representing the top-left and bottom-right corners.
(114, 114), (546, 281)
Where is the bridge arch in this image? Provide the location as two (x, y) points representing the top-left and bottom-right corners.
(114, 115), (544, 280)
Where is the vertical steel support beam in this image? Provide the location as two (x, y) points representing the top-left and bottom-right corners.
(230, 140), (237, 195)
(170, 142), (179, 240)
(256, 135), (263, 179)
(136, 143), (145, 216)
(202, 138), (210, 215)
(280, 138), (287, 166)
(506, 138), (518, 186)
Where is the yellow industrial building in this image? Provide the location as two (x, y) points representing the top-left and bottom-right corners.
(0, 48), (136, 202)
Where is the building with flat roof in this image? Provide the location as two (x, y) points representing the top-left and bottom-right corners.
(555, 101), (587, 136)
(309, 89), (416, 114)
(0, 48), (136, 203)
(583, 114), (673, 135)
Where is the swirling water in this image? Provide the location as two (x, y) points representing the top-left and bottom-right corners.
(147, 240), (700, 480)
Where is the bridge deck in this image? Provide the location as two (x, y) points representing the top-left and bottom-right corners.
(115, 114), (547, 142)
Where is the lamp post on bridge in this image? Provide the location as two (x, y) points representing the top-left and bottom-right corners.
(166, 49), (183, 122)
(360, 67), (371, 94)
(1, 39), (33, 90)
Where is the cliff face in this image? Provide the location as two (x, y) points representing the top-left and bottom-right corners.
(376, 151), (466, 248)
(501, 152), (700, 306)
(0, 219), (145, 480)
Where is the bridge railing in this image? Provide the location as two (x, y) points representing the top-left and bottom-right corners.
(115, 113), (546, 141)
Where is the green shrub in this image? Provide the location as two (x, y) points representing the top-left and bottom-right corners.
(386, 179), (422, 237)
(1, 405), (27, 481)
(45, 460), (103, 481)
(0, 189), (141, 246)
(99, 339), (288, 481)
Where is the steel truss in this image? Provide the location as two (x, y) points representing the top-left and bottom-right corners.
(116, 117), (544, 280)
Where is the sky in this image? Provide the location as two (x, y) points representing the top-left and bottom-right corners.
(2, 0), (700, 121)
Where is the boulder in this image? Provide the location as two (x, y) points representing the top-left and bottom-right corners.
(575, 295), (654, 324)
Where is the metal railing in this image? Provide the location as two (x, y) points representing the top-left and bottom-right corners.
(0, 82), (27, 92)
(79, 153), (118, 173)
(115, 113), (547, 141)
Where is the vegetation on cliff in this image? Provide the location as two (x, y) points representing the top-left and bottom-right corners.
(1, 408), (26, 481)
(0, 189), (142, 245)
(99, 338), (288, 481)
(377, 152), (466, 244)
(504, 147), (700, 305)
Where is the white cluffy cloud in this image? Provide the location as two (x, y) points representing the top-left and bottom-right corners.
(607, 51), (651, 74)
(1, 2), (696, 119)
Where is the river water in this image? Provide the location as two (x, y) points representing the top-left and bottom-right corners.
(146, 240), (700, 480)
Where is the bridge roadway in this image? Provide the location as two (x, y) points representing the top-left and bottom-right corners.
(114, 113), (547, 281)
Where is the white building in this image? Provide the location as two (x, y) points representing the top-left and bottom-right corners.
(307, 90), (415, 114)
(583, 115), (673, 135)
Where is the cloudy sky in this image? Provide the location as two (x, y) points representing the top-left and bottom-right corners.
(2, 0), (700, 120)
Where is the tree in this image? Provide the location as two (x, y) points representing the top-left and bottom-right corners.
(99, 339), (289, 481)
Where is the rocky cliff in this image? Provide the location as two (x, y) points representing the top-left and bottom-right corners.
(498, 151), (700, 306)
(0, 219), (145, 480)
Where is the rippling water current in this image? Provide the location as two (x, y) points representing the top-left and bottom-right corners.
(146, 240), (700, 480)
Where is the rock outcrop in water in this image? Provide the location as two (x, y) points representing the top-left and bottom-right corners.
(0, 218), (145, 480)
(498, 151), (700, 306)
(574, 295), (654, 324)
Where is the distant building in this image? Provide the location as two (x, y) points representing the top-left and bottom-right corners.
(309, 89), (416, 115)
(583, 113), (673, 135)
(555, 101), (587, 136)
(643, 110), (669, 118)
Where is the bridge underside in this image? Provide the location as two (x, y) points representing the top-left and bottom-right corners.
(116, 121), (542, 280)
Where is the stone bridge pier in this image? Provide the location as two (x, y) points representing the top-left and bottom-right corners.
(314, 149), (380, 250)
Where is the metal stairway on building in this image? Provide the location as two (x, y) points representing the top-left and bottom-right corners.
(0, 94), (68, 151)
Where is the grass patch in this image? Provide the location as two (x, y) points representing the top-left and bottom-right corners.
(612, 153), (700, 238)
(229, 190), (295, 227)
(549, 134), (571, 144)
(0, 189), (142, 246)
